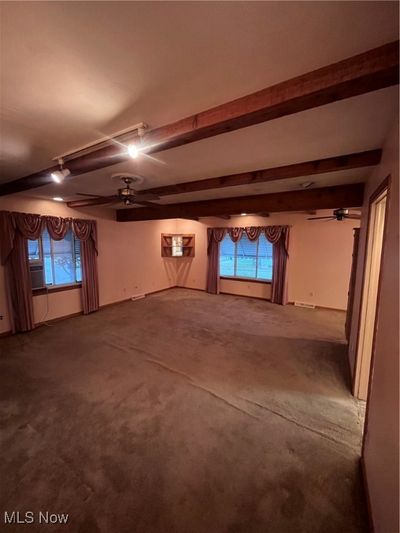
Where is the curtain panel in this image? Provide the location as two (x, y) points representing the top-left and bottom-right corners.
(0, 211), (99, 334)
(206, 225), (290, 304)
(206, 228), (227, 294)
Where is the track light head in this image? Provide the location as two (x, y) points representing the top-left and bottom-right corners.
(51, 168), (71, 183)
(50, 158), (71, 183)
(127, 144), (139, 159)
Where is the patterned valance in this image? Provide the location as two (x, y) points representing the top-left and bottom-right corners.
(207, 225), (289, 255)
(0, 211), (97, 266)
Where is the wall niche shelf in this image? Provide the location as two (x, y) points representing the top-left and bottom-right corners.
(161, 234), (195, 258)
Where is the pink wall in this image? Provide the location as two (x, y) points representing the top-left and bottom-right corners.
(348, 121), (399, 532)
(0, 196), (178, 334)
(176, 212), (359, 310)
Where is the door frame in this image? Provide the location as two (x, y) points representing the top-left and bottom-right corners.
(352, 175), (391, 445)
(345, 227), (361, 342)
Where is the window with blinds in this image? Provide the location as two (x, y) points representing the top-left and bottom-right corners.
(219, 233), (273, 281)
(27, 229), (82, 288)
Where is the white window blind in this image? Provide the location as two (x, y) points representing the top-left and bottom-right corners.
(28, 229), (82, 287)
(220, 233), (273, 281)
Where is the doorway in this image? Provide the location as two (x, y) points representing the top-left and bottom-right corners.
(353, 178), (390, 401)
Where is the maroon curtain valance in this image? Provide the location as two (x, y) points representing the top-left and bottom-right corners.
(206, 225), (290, 304)
(207, 225), (289, 254)
(0, 211), (98, 265)
(0, 210), (99, 334)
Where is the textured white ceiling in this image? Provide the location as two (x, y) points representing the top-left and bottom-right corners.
(1, 1), (398, 206)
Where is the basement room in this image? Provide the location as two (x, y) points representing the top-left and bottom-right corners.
(0, 2), (398, 532)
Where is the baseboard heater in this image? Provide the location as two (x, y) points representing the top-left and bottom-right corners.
(294, 301), (315, 309)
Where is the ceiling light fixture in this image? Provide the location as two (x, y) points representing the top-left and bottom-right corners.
(240, 213), (247, 216)
(127, 143), (139, 159)
(53, 197), (64, 202)
(53, 122), (147, 162)
(51, 158), (71, 184)
(127, 126), (147, 159)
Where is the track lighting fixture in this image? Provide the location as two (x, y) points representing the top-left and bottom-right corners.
(127, 144), (139, 159)
(51, 158), (71, 184)
(127, 126), (146, 159)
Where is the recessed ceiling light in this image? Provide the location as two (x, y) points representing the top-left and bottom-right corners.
(127, 144), (139, 159)
(300, 181), (315, 189)
(53, 197), (64, 202)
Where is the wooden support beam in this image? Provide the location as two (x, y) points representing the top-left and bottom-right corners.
(116, 183), (364, 222)
(142, 41), (398, 152)
(139, 149), (381, 198)
(0, 41), (397, 197)
(66, 149), (380, 208)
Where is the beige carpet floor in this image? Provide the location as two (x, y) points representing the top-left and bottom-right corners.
(0, 288), (367, 532)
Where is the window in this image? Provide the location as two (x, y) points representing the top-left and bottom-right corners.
(28, 229), (82, 289)
(220, 233), (273, 281)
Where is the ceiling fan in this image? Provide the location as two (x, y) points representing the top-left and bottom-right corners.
(74, 174), (159, 207)
(308, 208), (361, 221)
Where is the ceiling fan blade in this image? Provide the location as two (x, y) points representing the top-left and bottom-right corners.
(307, 216), (335, 220)
(67, 195), (119, 208)
(345, 214), (362, 220)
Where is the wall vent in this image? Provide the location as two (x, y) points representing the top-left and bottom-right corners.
(294, 301), (315, 309)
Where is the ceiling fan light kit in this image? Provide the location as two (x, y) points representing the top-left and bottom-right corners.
(69, 174), (160, 208)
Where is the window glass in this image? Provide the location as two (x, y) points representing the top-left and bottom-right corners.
(236, 235), (257, 278)
(74, 239), (82, 282)
(28, 229), (82, 287)
(52, 230), (75, 285)
(28, 240), (40, 261)
(219, 232), (273, 281)
(42, 230), (54, 285)
(257, 234), (273, 280)
(220, 235), (235, 276)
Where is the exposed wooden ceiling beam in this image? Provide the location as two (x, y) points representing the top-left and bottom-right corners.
(143, 41), (398, 152)
(116, 183), (364, 222)
(1, 41), (397, 197)
(139, 149), (381, 197)
(66, 149), (380, 208)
